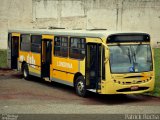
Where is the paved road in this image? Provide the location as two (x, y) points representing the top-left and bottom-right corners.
(0, 70), (160, 114)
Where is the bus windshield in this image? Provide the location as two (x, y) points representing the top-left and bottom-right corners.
(109, 44), (152, 73)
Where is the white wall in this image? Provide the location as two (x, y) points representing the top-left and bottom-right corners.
(0, 0), (160, 49)
(0, 0), (32, 49)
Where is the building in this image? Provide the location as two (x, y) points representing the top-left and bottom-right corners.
(0, 0), (160, 49)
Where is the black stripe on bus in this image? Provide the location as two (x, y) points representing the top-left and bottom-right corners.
(53, 69), (75, 74)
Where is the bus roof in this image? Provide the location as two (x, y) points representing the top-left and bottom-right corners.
(8, 29), (149, 39)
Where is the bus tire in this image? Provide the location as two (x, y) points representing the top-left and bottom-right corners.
(22, 63), (29, 80)
(75, 76), (87, 97)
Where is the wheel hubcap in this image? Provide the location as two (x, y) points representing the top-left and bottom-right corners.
(24, 69), (27, 77)
(77, 81), (84, 94)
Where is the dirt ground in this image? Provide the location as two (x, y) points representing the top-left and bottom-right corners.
(0, 69), (160, 114)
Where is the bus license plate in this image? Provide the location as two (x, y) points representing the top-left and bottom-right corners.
(131, 86), (139, 91)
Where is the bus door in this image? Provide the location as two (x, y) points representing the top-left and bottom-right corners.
(86, 43), (102, 91)
(8, 33), (20, 69)
(41, 36), (53, 78)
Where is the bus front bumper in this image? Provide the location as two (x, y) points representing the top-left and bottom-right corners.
(100, 79), (155, 95)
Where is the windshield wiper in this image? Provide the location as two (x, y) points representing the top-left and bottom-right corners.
(130, 46), (136, 63)
(147, 45), (151, 63)
(127, 48), (132, 63)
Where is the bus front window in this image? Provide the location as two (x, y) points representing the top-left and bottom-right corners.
(109, 44), (152, 73)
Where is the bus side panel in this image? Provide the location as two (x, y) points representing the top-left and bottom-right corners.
(18, 51), (30, 70)
(29, 52), (41, 76)
(66, 59), (79, 83)
(19, 51), (41, 76)
(52, 57), (67, 81)
(79, 59), (85, 76)
(51, 57), (79, 85)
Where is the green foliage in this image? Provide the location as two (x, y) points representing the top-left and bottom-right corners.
(153, 48), (160, 96)
(0, 50), (7, 68)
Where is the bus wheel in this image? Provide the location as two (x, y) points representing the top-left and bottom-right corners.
(75, 76), (87, 97)
(22, 64), (29, 80)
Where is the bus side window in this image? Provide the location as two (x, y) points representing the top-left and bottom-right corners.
(31, 35), (41, 53)
(54, 37), (61, 56)
(69, 37), (85, 59)
(61, 37), (68, 57)
(20, 34), (31, 52)
(54, 36), (68, 57)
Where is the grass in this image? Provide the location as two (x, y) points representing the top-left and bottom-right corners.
(0, 50), (7, 68)
(153, 48), (160, 96)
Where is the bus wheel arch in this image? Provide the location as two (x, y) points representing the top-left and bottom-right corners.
(22, 62), (29, 80)
(74, 73), (87, 97)
(21, 61), (26, 72)
(73, 72), (83, 87)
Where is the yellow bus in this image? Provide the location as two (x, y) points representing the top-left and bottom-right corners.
(8, 29), (155, 97)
